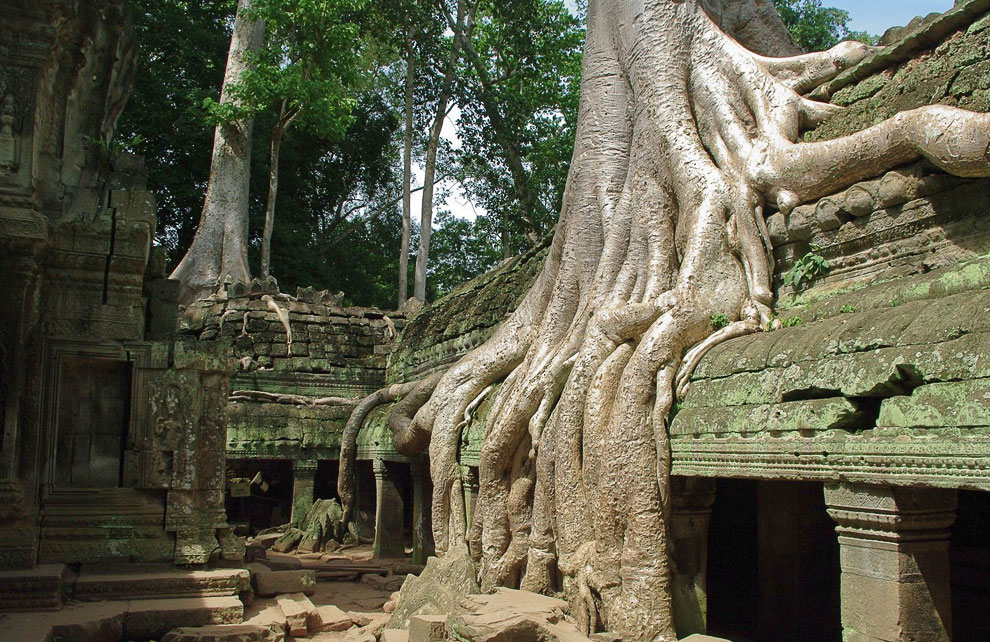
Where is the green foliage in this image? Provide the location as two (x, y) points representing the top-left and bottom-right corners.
(772, 0), (876, 51)
(709, 312), (730, 330)
(455, 0), (584, 255)
(781, 315), (804, 328)
(782, 248), (829, 290)
(427, 210), (503, 299)
(238, 0), (368, 137)
(840, 304), (856, 314)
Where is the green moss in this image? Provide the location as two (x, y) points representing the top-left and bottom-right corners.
(808, 23), (990, 142)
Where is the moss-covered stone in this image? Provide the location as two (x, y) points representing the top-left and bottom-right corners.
(879, 379), (990, 427)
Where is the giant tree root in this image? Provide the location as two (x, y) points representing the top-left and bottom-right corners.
(391, 2), (990, 640)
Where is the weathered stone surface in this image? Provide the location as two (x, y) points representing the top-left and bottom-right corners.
(309, 604), (355, 632)
(382, 630), (410, 642)
(671, 398), (865, 436)
(388, 544), (480, 629)
(275, 592), (315, 637)
(161, 623), (279, 642)
(408, 615), (448, 642)
(447, 588), (587, 642)
(252, 569), (316, 597)
(272, 529), (304, 553)
(243, 605), (288, 641)
(125, 596), (245, 640)
(879, 379), (990, 428)
(76, 568), (251, 601)
(0, 564), (67, 610)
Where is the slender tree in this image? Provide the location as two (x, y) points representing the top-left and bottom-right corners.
(170, 0), (263, 303)
(413, 0), (478, 302)
(398, 34), (416, 305)
(241, 0), (366, 278)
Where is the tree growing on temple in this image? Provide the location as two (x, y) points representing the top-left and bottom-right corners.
(342, 0), (990, 640)
(170, 0), (263, 303)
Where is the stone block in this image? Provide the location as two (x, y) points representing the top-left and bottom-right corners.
(125, 596), (244, 640)
(76, 568), (251, 601)
(409, 615), (447, 642)
(244, 605), (288, 641)
(252, 570), (316, 596)
(275, 592), (315, 637)
(0, 564), (67, 610)
(161, 623), (279, 642)
(382, 630), (410, 642)
(310, 604), (355, 632)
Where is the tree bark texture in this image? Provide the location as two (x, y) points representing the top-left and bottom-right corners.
(260, 109), (288, 279)
(399, 36), (415, 306)
(389, 1), (990, 641)
(170, 0), (263, 304)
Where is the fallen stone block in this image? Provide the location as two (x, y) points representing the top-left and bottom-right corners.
(275, 592), (315, 637)
(161, 623), (279, 642)
(252, 569), (316, 596)
(125, 596), (244, 640)
(362, 573), (406, 592)
(382, 629), (410, 642)
(244, 606), (288, 641)
(253, 533), (281, 550)
(679, 636), (732, 642)
(272, 529), (304, 553)
(309, 604), (355, 632)
(409, 615), (447, 642)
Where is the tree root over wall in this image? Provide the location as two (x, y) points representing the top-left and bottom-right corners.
(344, 1), (990, 639)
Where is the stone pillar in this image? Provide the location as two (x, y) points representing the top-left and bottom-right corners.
(290, 460), (318, 524)
(825, 483), (957, 642)
(669, 477), (716, 637)
(461, 465), (479, 530)
(373, 459), (405, 559)
(411, 459), (434, 564)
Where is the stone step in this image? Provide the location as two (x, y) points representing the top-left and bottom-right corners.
(0, 595), (244, 642)
(161, 623), (279, 642)
(74, 568), (251, 601)
(0, 563), (68, 611)
(126, 596), (245, 639)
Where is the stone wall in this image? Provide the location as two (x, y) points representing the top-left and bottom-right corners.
(179, 281), (403, 462)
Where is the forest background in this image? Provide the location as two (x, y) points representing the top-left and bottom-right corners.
(117, 0), (927, 308)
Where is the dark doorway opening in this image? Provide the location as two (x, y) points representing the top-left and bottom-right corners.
(707, 479), (840, 642)
(951, 490), (990, 642)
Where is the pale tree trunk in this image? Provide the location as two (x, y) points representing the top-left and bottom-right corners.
(260, 102), (290, 279)
(398, 35), (415, 306)
(370, 0), (990, 640)
(170, 0), (263, 304)
(413, 0), (476, 302)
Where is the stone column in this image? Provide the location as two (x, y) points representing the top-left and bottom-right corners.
(824, 483), (957, 642)
(669, 476), (716, 637)
(461, 465), (480, 530)
(373, 459), (405, 559)
(290, 459), (318, 524)
(411, 459), (434, 564)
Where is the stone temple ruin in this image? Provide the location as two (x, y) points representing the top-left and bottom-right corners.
(1, 1), (989, 641)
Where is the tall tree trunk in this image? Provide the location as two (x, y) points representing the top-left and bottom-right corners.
(383, 1), (990, 641)
(413, 0), (475, 302)
(260, 107), (288, 279)
(398, 35), (415, 306)
(170, 0), (263, 304)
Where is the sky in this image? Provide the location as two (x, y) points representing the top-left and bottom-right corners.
(423, 0), (955, 226)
